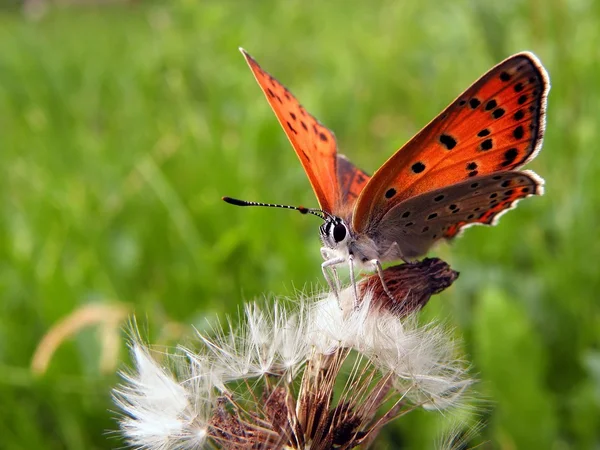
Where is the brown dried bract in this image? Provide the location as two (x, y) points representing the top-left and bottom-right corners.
(359, 258), (459, 317)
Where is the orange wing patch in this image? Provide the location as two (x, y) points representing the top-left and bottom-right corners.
(353, 52), (549, 233)
(241, 49), (340, 213)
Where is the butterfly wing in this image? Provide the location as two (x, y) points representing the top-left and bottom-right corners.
(372, 170), (544, 258)
(241, 49), (340, 213)
(353, 52), (549, 234)
(337, 154), (370, 212)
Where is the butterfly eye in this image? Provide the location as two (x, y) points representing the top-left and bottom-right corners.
(332, 223), (347, 243)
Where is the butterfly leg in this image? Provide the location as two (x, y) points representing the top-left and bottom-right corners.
(321, 247), (341, 293)
(348, 254), (360, 310)
(321, 252), (345, 304)
(380, 241), (413, 265)
(370, 259), (397, 302)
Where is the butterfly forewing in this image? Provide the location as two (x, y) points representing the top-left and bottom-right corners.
(241, 49), (340, 213)
(353, 52), (549, 234)
(373, 171), (543, 258)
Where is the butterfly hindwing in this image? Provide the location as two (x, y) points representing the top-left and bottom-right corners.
(372, 170), (543, 258)
(353, 52), (549, 234)
(241, 49), (340, 213)
(337, 154), (370, 213)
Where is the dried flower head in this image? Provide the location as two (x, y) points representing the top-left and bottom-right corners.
(359, 257), (459, 317)
(114, 258), (474, 449)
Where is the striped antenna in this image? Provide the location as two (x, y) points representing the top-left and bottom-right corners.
(222, 196), (329, 220)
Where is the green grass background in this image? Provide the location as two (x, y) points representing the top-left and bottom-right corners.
(1, 0), (599, 448)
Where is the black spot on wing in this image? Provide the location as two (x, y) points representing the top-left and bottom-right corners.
(513, 126), (524, 140)
(492, 108), (505, 119)
(439, 134), (457, 150)
(485, 99), (497, 111)
(412, 162), (426, 173)
(286, 121), (297, 135)
(480, 139), (493, 151)
(501, 148), (519, 167)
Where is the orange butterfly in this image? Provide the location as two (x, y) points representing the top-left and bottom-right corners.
(225, 49), (549, 302)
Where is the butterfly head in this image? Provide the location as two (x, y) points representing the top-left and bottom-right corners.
(320, 216), (350, 249)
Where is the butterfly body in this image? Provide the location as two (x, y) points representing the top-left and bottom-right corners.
(227, 49), (549, 301)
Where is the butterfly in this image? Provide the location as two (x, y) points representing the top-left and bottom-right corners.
(224, 48), (549, 303)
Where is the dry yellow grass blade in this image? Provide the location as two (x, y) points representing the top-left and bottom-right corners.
(31, 302), (131, 375)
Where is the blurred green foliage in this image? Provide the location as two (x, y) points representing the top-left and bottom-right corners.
(0, 0), (599, 448)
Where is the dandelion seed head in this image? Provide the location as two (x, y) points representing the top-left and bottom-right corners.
(114, 344), (211, 449)
(198, 300), (312, 382)
(197, 315), (259, 381)
(437, 419), (486, 450)
(305, 281), (473, 411)
(114, 259), (476, 448)
(272, 300), (311, 373)
(307, 291), (349, 353)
